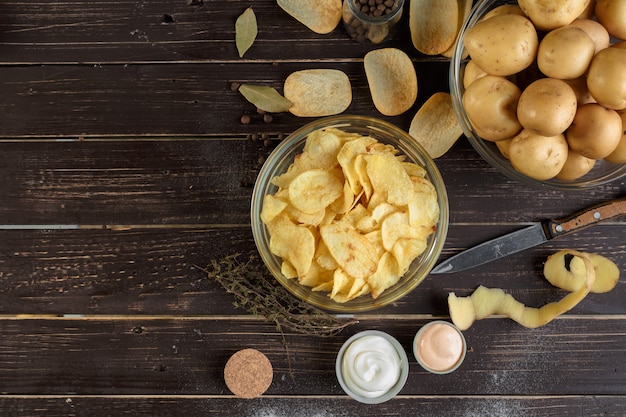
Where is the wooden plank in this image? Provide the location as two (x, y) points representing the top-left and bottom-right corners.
(0, 0), (439, 63)
(0, 140), (624, 225)
(0, 396), (624, 417)
(0, 225), (623, 316)
(0, 318), (624, 396)
(0, 61), (450, 138)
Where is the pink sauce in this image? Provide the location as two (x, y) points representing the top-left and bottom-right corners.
(415, 322), (465, 373)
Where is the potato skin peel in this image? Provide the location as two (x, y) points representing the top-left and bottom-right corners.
(448, 250), (598, 330)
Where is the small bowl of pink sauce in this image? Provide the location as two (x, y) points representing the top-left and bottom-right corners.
(413, 320), (466, 374)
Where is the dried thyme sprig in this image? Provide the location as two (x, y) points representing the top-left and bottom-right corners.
(200, 253), (358, 337)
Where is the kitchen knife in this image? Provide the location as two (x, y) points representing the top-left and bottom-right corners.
(430, 196), (626, 274)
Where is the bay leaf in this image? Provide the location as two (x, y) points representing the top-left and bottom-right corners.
(238, 84), (292, 113)
(235, 7), (257, 58)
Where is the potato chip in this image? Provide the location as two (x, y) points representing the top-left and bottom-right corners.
(337, 136), (377, 195)
(364, 48), (418, 116)
(288, 168), (343, 214)
(260, 194), (287, 224)
(392, 237), (428, 274)
(409, 0), (459, 55)
(281, 260), (297, 279)
(302, 128), (346, 169)
(368, 252), (401, 299)
(277, 0), (342, 34)
(381, 211), (426, 251)
(315, 241), (340, 271)
(284, 69), (352, 117)
(269, 215), (315, 277)
(356, 202), (397, 233)
(330, 180), (355, 215)
(320, 222), (378, 279)
(366, 152), (416, 206)
(441, 0), (474, 58)
(312, 280), (334, 293)
(286, 204), (326, 226)
(409, 92), (463, 158)
(331, 268), (352, 299)
(299, 261), (334, 288)
(408, 176), (440, 227)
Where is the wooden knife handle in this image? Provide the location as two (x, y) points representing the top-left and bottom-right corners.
(543, 196), (626, 239)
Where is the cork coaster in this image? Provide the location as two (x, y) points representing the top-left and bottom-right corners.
(224, 348), (273, 399)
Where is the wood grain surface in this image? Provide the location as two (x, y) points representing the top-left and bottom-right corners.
(0, 1), (625, 416)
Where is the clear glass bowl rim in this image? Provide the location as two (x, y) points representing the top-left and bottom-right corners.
(449, 0), (626, 190)
(250, 115), (449, 313)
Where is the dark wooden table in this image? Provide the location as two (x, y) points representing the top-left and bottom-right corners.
(0, 1), (625, 416)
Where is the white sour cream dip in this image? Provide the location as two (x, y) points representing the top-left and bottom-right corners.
(415, 321), (465, 373)
(341, 335), (402, 398)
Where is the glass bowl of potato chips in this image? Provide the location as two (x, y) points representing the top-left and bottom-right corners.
(450, 0), (626, 190)
(251, 115), (449, 312)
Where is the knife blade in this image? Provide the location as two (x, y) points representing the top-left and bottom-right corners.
(430, 196), (626, 274)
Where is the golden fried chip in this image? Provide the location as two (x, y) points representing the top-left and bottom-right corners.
(409, 92), (463, 158)
(299, 261), (334, 288)
(277, 0), (342, 34)
(288, 168), (343, 214)
(302, 128), (345, 169)
(381, 211), (426, 251)
(315, 241), (340, 271)
(366, 152), (416, 206)
(364, 48), (418, 116)
(337, 136), (377, 195)
(284, 69), (352, 117)
(321, 222), (378, 279)
(409, 0), (459, 55)
(330, 180), (356, 215)
(402, 161), (427, 178)
(408, 176), (439, 228)
(331, 268), (352, 299)
(392, 237), (427, 274)
(368, 252), (401, 299)
(260, 194), (288, 224)
(356, 202), (397, 233)
(269, 215), (315, 277)
(281, 260), (297, 279)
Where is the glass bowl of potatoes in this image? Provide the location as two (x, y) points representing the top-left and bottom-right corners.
(251, 115), (449, 312)
(450, 0), (626, 190)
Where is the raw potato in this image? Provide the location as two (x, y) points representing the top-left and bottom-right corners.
(462, 60), (488, 89)
(462, 75), (522, 141)
(569, 19), (611, 54)
(516, 78), (578, 137)
(587, 47), (626, 111)
(481, 4), (525, 19)
(604, 110), (626, 164)
(496, 138), (513, 159)
(277, 0), (342, 34)
(518, 0), (591, 31)
(595, 0), (626, 40)
(537, 26), (595, 80)
(409, 93), (463, 158)
(448, 250), (596, 330)
(410, 0), (459, 55)
(364, 48), (418, 116)
(555, 150), (595, 181)
(509, 129), (569, 180)
(564, 76), (596, 106)
(463, 13), (538, 76)
(566, 103), (622, 159)
(284, 69), (352, 117)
